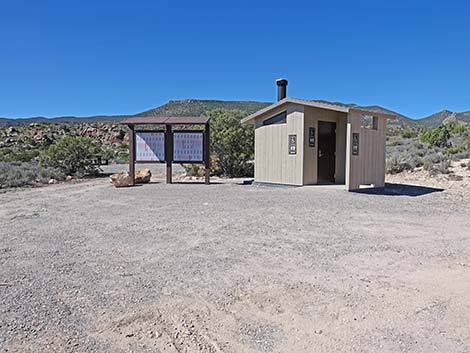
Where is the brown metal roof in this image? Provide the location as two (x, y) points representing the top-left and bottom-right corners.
(164, 116), (210, 124)
(122, 116), (210, 125)
(241, 98), (396, 124)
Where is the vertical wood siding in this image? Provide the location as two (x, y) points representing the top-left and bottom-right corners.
(346, 111), (387, 190)
(254, 105), (304, 185)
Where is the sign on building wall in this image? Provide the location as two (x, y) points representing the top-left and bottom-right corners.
(309, 128), (316, 147)
(352, 133), (360, 156)
(136, 132), (165, 161)
(288, 134), (297, 155)
(173, 132), (204, 162)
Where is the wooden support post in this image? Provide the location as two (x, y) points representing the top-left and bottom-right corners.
(128, 125), (135, 185)
(204, 122), (210, 185)
(165, 124), (173, 184)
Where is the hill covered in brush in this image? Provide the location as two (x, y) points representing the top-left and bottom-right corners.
(0, 100), (271, 127)
(136, 99), (271, 117)
(1, 99), (470, 129)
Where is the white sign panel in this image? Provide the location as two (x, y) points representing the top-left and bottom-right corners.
(173, 132), (203, 162)
(135, 132), (165, 161)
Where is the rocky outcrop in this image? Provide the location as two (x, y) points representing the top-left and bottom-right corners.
(0, 123), (130, 159)
(443, 113), (457, 125)
(77, 124), (129, 146)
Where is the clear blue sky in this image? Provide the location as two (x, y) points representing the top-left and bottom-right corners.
(1, 0), (469, 119)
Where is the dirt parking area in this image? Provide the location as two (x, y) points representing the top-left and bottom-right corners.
(1, 170), (470, 353)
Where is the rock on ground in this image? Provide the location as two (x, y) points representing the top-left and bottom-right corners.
(135, 169), (151, 184)
(110, 172), (131, 187)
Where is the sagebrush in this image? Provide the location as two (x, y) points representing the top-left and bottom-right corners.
(40, 136), (104, 176)
(0, 162), (65, 188)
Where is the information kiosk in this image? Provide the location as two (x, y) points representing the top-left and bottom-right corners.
(122, 116), (210, 185)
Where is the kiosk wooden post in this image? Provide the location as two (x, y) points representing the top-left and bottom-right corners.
(204, 122), (210, 185)
(165, 124), (172, 184)
(128, 124), (135, 185)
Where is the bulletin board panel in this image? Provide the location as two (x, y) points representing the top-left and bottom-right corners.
(135, 131), (165, 163)
(173, 131), (204, 163)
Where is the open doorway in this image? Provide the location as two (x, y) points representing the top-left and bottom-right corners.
(317, 121), (336, 183)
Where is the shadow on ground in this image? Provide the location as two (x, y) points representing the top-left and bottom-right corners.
(171, 181), (223, 185)
(354, 183), (444, 197)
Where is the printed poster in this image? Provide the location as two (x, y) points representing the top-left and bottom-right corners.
(173, 132), (203, 162)
(135, 132), (165, 161)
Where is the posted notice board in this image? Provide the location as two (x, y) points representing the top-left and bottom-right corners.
(135, 132), (165, 162)
(173, 132), (203, 162)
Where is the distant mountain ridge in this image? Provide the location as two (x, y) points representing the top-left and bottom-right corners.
(417, 110), (470, 128)
(136, 99), (272, 117)
(0, 100), (271, 127)
(1, 99), (469, 128)
(0, 115), (125, 127)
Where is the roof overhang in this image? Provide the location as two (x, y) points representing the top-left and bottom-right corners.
(122, 116), (210, 125)
(241, 98), (396, 124)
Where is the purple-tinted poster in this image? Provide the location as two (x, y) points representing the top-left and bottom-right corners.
(135, 132), (165, 161)
(173, 132), (203, 162)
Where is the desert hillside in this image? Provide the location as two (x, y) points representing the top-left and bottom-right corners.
(2, 99), (470, 129)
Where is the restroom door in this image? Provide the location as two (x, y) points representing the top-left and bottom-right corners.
(317, 121), (336, 183)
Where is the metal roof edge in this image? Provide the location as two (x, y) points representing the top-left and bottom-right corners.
(122, 116), (210, 125)
(241, 98), (397, 124)
(240, 98), (291, 124)
(241, 98), (350, 124)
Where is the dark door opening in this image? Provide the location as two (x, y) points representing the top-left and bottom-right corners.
(318, 121), (336, 183)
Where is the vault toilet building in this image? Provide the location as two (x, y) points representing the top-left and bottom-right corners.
(242, 80), (394, 190)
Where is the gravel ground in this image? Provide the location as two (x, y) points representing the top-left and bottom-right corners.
(1, 167), (470, 353)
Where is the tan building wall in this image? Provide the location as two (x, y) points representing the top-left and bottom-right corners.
(303, 106), (347, 185)
(254, 105), (304, 185)
(345, 111), (387, 190)
(252, 102), (388, 189)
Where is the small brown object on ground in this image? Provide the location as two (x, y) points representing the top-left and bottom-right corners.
(135, 168), (151, 184)
(110, 171), (132, 188)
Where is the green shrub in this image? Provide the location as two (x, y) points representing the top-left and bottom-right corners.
(461, 134), (470, 150)
(420, 126), (450, 148)
(0, 146), (43, 162)
(101, 146), (117, 161)
(182, 164), (205, 177)
(0, 148), (13, 162)
(445, 121), (469, 135)
(447, 145), (466, 155)
(425, 159), (451, 174)
(0, 162), (65, 188)
(205, 109), (254, 177)
(40, 136), (103, 176)
(402, 129), (418, 138)
(387, 139), (403, 147)
(422, 152), (446, 169)
(386, 153), (419, 174)
(449, 151), (470, 161)
(409, 141), (426, 157)
(422, 152), (453, 174)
